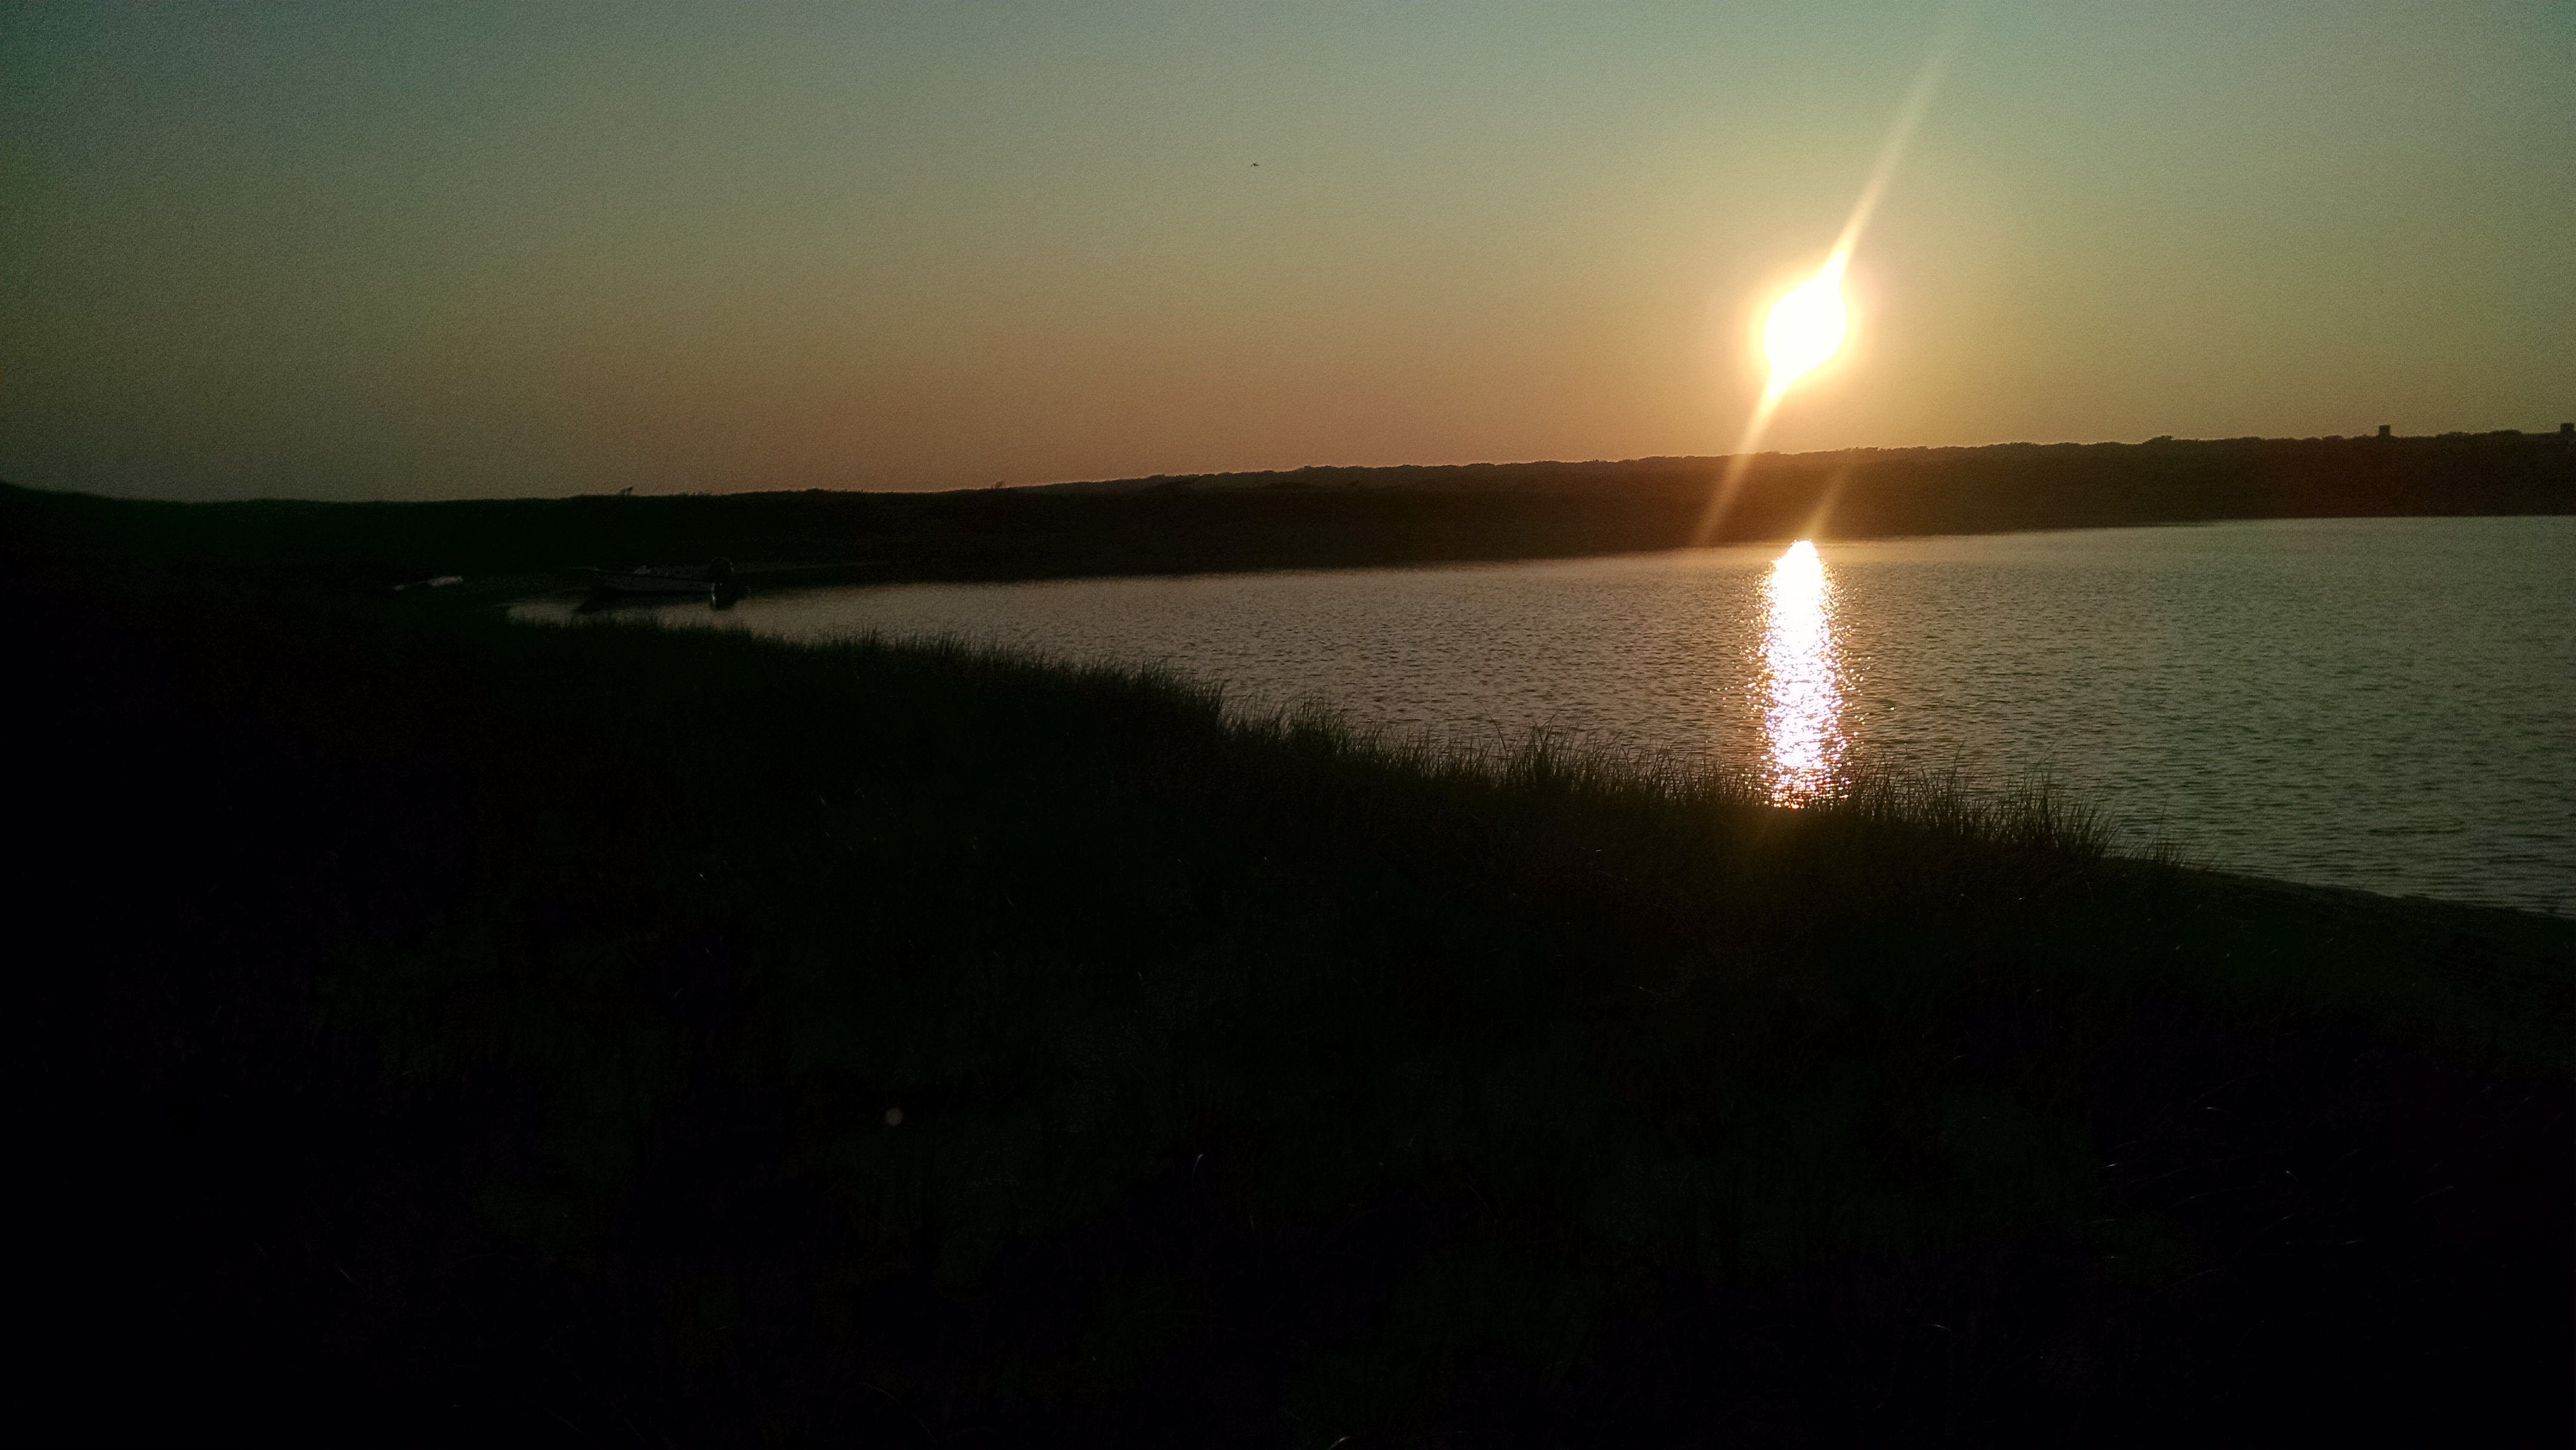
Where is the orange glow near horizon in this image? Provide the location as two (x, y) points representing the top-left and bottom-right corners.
(1758, 538), (1847, 804)
(1693, 251), (1856, 546)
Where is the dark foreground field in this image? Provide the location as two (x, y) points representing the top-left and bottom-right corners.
(10, 557), (2567, 1446)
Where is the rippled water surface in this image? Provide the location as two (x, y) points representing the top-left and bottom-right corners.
(517, 518), (2575, 915)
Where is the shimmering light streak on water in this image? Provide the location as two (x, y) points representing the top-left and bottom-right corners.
(1758, 540), (1847, 805)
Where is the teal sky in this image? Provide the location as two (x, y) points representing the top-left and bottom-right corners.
(4, 2), (2569, 500)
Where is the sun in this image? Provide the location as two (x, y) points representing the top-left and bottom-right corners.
(1761, 256), (1849, 397)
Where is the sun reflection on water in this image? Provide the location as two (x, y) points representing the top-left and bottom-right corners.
(1758, 540), (1848, 805)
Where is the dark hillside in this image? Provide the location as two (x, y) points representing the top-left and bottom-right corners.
(6, 430), (2565, 590)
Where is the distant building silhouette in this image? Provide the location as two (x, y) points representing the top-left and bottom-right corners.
(2377, 425), (2392, 438)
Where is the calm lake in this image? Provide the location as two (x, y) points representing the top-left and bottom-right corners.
(516, 516), (2575, 916)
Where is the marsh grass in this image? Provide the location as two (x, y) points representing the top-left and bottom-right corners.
(13, 575), (2569, 1446)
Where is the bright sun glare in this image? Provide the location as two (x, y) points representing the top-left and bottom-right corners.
(1761, 257), (1849, 396)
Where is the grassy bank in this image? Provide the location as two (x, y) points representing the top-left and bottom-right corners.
(11, 565), (2566, 1445)
(8, 430), (2568, 591)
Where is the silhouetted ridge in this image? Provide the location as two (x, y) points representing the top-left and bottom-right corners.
(3, 430), (2565, 590)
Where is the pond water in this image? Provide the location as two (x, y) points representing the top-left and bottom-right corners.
(515, 516), (2575, 916)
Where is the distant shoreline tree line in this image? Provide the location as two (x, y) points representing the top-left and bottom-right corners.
(4, 430), (2566, 591)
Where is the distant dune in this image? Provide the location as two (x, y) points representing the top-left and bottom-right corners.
(5, 430), (2567, 591)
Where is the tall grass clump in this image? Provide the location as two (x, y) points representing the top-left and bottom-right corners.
(13, 572), (2568, 1447)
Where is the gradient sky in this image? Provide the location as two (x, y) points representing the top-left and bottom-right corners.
(4, 2), (2569, 501)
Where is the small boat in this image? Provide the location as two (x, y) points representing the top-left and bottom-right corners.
(578, 558), (736, 596)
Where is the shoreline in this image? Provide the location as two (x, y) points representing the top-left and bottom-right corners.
(7, 432), (2568, 594)
(494, 520), (2575, 924)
